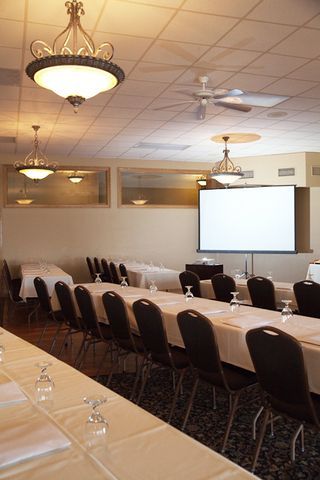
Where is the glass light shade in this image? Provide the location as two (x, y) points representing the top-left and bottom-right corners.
(18, 168), (55, 181)
(34, 65), (118, 100)
(197, 178), (207, 187)
(16, 198), (34, 205)
(131, 199), (148, 205)
(68, 173), (84, 183)
(208, 172), (243, 186)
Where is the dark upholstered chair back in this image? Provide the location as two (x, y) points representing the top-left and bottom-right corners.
(94, 257), (101, 274)
(103, 291), (131, 341)
(133, 299), (172, 366)
(211, 273), (236, 302)
(74, 285), (99, 333)
(86, 257), (95, 280)
(177, 309), (229, 390)
(55, 281), (81, 330)
(109, 262), (120, 284)
(246, 327), (320, 425)
(179, 270), (202, 298)
(2, 260), (21, 302)
(34, 277), (52, 313)
(247, 276), (276, 310)
(119, 263), (130, 285)
(101, 258), (112, 283)
(293, 280), (320, 318)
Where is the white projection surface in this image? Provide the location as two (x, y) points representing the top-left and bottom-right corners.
(199, 186), (296, 253)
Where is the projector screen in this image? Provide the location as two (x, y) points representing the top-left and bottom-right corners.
(198, 186), (296, 253)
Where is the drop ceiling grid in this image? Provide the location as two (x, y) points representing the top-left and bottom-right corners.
(1, 0), (320, 159)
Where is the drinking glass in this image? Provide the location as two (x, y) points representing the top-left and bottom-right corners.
(84, 395), (108, 448)
(35, 361), (54, 409)
(159, 263), (165, 271)
(0, 344), (5, 363)
(120, 276), (128, 288)
(94, 273), (102, 283)
(232, 269), (241, 280)
(267, 271), (273, 281)
(149, 280), (158, 295)
(185, 286), (194, 302)
(281, 300), (293, 323)
(230, 292), (241, 312)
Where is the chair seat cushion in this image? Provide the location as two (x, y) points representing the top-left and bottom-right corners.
(118, 334), (145, 353)
(152, 346), (189, 370)
(199, 362), (256, 391)
(94, 323), (113, 340)
(11, 278), (23, 302)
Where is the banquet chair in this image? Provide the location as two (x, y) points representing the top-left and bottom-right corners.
(109, 261), (121, 284)
(179, 270), (202, 298)
(293, 280), (320, 318)
(177, 309), (257, 452)
(247, 276), (277, 310)
(119, 263), (130, 285)
(102, 291), (144, 398)
(86, 257), (96, 282)
(246, 326), (320, 471)
(101, 258), (113, 283)
(94, 257), (102, 274)
(211, 273), (236, 303)
(132, 298), (189, 423)
(54, 281), (86, 364)
(34, 277), (64, 352)
(74, 285), (113, 372)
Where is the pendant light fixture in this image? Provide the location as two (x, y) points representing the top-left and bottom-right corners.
(196, 176), (207, 187)
(25, 1), (125, 112)
(208, 136), (243, 187)
(68, 171), (84, 183)
(14, 126), (57, 182)
(131, 175), (148, 205)
(16, 178), (34, 205)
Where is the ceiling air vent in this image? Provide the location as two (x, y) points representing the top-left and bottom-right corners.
(0, 68), (20, 86)
(242, 170), (254, 179)
(311, 166), (320, 176)
(278, 168), (295, 177)
(133, 142), (191, 151)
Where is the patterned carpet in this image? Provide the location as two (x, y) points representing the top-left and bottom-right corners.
(97, 369), (320, 480)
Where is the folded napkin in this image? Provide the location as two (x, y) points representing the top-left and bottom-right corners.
(156, 301), (182, 307)
(221, 315), (276, 329)
(201, 309), (228, 315)
(0, 417), (71, 469)
(122, 294), (142, 299)
(0, 381), (27, 407)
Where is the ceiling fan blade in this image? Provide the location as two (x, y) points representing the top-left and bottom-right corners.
(198, 102), (207, 120)
(213, 88), (244, 99)
(153, 100), (197, 111)
(234, 92), (289, 107)
(215, 101), (252, 112)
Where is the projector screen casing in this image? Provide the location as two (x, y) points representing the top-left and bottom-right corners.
(198, 186), (296, 254)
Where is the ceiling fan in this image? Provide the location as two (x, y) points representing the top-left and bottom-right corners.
(155, 76), (288, 120)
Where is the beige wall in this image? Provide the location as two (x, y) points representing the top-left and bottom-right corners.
(1, 152), (320, 284)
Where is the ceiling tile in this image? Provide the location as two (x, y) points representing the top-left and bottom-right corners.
(0, 86), (19, 100)
(175, 68), (234, 86)
(20, 101), (62, 114)
(99, 107), (141, 118)
(287, 111), (320, 122)
(97, 0), (175, 37)
(271, 28), (320, 58)
(93, 33), (153, 61)
(195, 47), (261, 72)
(222, 72), (277, 91)
(107, 94), (153, 109)
(262, 78), (318, 96)
(142, 40), (209, 65)
(0, 47), (22, 69)
(247, 0), (320, 25)
(128, 62), (187, 82)
(25, 23), (63, 50)
(117, 79), (169, 97)
(217, 20), (294, 51)
(160, 11), (237, 44)
(306, 14), (320, 28)
(136, 109), (178, 121)
(126, 0), (183, 6)
(243, 53), (308, 77)
(182, 0), (260, 17)
(288, 60), (320, 81)
(0, 19), (24, 48)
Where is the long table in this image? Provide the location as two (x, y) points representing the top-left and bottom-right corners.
(51, 283), (320, 395)
(200, 278), (297, 310)
(0, 327), (257, 479)
(19, 264), (73, 301)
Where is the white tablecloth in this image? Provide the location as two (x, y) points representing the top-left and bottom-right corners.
(127, 267), (181, 291)
(307, 264), (320, 283)
(200, 278), (297, 310)
(51, 283), (320, 395)
(19, 264), (73, 300)
(0, 328), (257, 480)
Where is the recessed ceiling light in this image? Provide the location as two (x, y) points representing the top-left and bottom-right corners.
(211, 133), (261, 144)
(266, 111), (288, 118)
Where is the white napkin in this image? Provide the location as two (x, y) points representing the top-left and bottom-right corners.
(221, 315), (276, 329)
(201, 309), (228, 315)
(0, 417), (71, 469)
(156, 301), (182, 307)
(0, 382), (27, 407)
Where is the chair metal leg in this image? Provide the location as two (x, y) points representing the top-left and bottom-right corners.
(49, 322), (64, 353)
(168, 369), (186, 424)
(182, 377), (199, 431)
(212, 387), (217, 410)
(136, 361), (152, 405)
(251, 407), (270, 473)
(57, 329), (71, 358)
(291, 424), (304, 462)
(27, 304), (39, 327)
(253, 406), (264, 440)
(96, 342), (113, 381)
(130, 356), (143, 402)
(37, 319), (50, 346)
(221, 393), (240, 453)
(74, 334), (87, 368)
